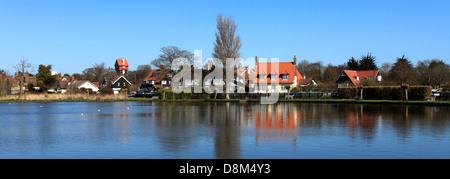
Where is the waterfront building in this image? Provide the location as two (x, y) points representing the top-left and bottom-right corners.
(336, 70), (382, 87)
(253, 56), (304, 93)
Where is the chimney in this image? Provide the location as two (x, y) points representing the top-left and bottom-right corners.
(239, 63), (242, 69)
(294, 55), (297, 66)
(71, 75), (75, 81)
(207, 61), (213, 71)
(15, 72), (19, 77)
(160, 64), (164, 70)
(123, 59), (125, 65)
(255, 56), (258, 68)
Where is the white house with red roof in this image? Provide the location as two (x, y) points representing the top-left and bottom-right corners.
(336, 70), (382, 87)
(253, 56), (304, 93)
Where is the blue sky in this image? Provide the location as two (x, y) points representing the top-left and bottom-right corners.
(0, 0), (449, 74)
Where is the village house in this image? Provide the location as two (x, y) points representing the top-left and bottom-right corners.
(56, 74), (76, 93)
(336, 70), (382, 87)
(298, 77), (318, 87)
(143, 68), (171, 89)
(69, 80), (99, 93)
(4, 72), (38, 94)
(111, 75), (133, 95)
(253, 56), (304, 93)
(115, 58), (129, 75)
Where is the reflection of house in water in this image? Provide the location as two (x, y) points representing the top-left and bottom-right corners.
(345, 105), (379, 140)
(114, 113), (130, 145)
(254, 104), (301, 144)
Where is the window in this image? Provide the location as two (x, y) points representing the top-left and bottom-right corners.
(271, 74), (277, 81)
(259, 75), (266, 81)
(162, 80), (167, 85)
(282, 74), (288, 80)
(259, 84), (267, 91)
(152, 73), (160, 77)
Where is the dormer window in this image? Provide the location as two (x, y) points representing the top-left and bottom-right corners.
(282, 74), (288, 80)
(259, 75), (266, 81)
(271, 74), (278, 81)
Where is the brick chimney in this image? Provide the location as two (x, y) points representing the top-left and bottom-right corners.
(255, 56), (258, 68)
(294, 55), (298, 80)
(207, 61), (212, 71)
(293, 55), (297, 66)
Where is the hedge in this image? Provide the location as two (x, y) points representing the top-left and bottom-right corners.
(157, 88), (210, 100)
(338, 86), (432, 101)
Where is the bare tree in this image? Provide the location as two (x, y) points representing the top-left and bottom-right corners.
(13, 56), (33, 99)
(428, 59), (450, 88)
(379, 62), (392, 84)
(151, 46), (193, 69)
(212, 13), (242, 99)
(212, 13), (242, 66)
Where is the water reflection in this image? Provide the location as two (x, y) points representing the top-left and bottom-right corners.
(0, 102), (449, 158)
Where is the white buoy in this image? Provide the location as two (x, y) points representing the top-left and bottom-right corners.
(127, 107), (130, 110)
(98, 110), (101, 112)
(40, 105), (43, 108)
(81, 113), (84, 116)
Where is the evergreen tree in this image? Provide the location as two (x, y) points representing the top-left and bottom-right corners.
(358, 53), (378, 70)
(347, 57), (359, 70)
(36, 64), (57, 91)
(388, 55), (415, 84)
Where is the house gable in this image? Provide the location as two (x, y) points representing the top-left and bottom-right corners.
(111, 76), (132, 89)
(336, 70), (381, 87)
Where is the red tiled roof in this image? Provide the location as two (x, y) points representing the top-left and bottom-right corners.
(116, 59), (129, 67)
(144, 69), (169, 83)
(299, 78), (316, 86)
(92, 82), (99, 88)
(343, 70), (379, 86)
(254, 62), (303, 84)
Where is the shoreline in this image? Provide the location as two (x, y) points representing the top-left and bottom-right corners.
(1, 97), (449, 106)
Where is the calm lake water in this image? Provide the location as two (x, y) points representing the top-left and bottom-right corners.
(0, 101), (449, 159)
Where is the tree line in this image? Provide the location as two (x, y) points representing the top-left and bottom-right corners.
(297, 53), (450, 89)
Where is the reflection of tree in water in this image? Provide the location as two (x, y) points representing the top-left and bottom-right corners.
(343, 104), (379, 141)
(153, 103), (202, 156)
(382, 105), (450, 141)
(212, 102), (241, 159)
